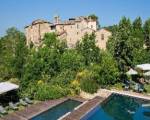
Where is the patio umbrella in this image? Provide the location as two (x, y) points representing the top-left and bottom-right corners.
(126, 68), (138, 75)
(0, 82), (19, 95)
(136, 64), (150, 71)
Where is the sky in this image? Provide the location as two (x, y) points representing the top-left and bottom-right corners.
(0, 0), (150, 36)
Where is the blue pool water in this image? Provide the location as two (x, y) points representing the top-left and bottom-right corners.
(82, 94), (150, 120)
(32, 99), (81, 120)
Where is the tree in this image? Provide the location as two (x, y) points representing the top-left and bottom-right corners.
(0, 27), (26, 80)
(0, 39), (2, 54)
(90, 52), (119, 85)
(113, 17), (133, 72)
(21, 33), (64, 88)
(104, 25), (118, 35)
(60, 49), (85, 71)
(107, 17), (134, 81)
(12, 32), (28, 79)
(88, 14), (98, 21)
(143, 18), (150, 50)
(132, 48), (150, 65)
(131, 17), (146, 65)
(76, 33), (101, 65)
(22, 47), (61, 88)
(131, 17), (144, 49)
(43, 33), (67, 54)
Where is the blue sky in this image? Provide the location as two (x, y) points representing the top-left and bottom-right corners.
(0, 0), (150, 36)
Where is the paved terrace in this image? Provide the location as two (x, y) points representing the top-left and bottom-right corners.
(61, 96), (106, 120)
(80, 89), (150, 100)
(0, 97), (85, 120)
(61, 89), (150, 120)
(1, 89), (150, 120)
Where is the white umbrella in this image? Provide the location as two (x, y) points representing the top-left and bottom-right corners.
(0, 82), (19, 95)
(126, 68), (138, 75)
(144, 71), (150, 76)
(136, 64), (150, 71)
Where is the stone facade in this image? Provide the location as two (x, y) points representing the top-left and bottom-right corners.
(25, 16), (112, 49)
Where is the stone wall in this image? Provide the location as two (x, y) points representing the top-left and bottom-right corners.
(96, 29), (112, 50)
(25, 22), (52, 47)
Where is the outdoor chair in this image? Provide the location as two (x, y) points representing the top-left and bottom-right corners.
(0, 105), (7, 115)
(134, 83), (144, 92)
(123, 81), (130, 91)
(139, 88), (144, 92)
(124, 85), (129, 91)
(24, 97), (33, 104)
(134, 83), (139, 92)
(9, 102), (18, 110)
(19, 99), (28, 106)
(139, 84), (144, 92)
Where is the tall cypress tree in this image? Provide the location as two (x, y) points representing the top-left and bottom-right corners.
(132, 17), (146, 65)
(143, 18), (150, 50)
(132, 17), (144, 48)
(113, 17), (133, 80)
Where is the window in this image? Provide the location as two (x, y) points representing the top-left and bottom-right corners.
(91, 25), (93, 29)
(101, 34), (104, 40)
(77, 32), (79, 35)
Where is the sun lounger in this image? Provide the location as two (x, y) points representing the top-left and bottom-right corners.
(24, 97), (33, 104)
(9, 102), (18, 110)
(19, 99), (28, 106)
(0, 106), (7, 114)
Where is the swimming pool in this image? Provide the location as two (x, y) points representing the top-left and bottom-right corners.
(82, 94), (150, 120)
(31, 99), (81, 120)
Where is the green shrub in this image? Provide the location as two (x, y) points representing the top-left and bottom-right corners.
(70, 80), (80, 95)
(21, 82), (70, 101)
(109, 83), (124, 90)
(60, 49), (85, 71)
(90, 52), (119, 85)
(20, 82), (37, 99)
(51, 70), (77, 86)
(34, 84), (70, 100)
(8, 78), (20, 85)
(144, 84), (150, 93)
(79, 70), (99, 94)
(80, 79), (99, 94)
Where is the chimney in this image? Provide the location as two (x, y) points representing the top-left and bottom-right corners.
(54, 15), (60, 24)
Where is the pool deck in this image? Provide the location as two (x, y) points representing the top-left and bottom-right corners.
(95, 89), (150, 100)
(0, 97), (85, 120)
(111, 89), (150, 100)
(0, 89), (150, 120)
(60, 96), (106, 120)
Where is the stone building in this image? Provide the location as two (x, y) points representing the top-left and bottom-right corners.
(25, 16), (111, 49)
